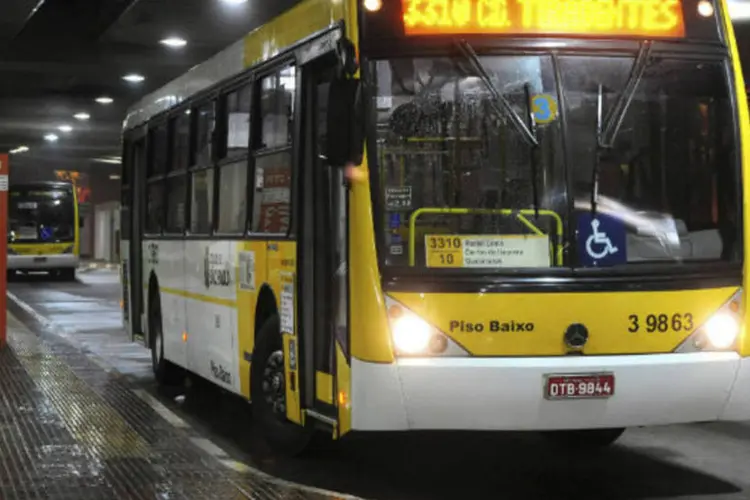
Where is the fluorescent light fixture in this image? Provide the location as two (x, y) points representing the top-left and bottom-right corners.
(44, 133), (59, 142)
(58, 124), (73, 133)
(729, 1), (750, 20)
(109, 174), (121, 180)
(96, 96), (114, 105)
(221, 0), (248, 4)
(74, 112), (90, 121)
(93, 156), (122, 165)
(160, 37), (187, 48)
(10, 146), (29, 154)
(122, 73), (145, 83)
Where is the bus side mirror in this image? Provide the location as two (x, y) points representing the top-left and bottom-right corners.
(325, 76), (364, 168)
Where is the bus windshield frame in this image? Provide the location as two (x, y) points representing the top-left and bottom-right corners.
(9, 186), (76, 244)
(362, 36), (742, 279)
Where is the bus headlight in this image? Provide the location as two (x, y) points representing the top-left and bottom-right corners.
(385, 295), (468, 357)
(703, 313), (739, 349)
(675, 289), (743, 353)
(391, 315), (432, 354)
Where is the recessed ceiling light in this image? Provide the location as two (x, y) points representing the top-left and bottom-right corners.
(58, 124), (73, 133)
(10, 146), (29, 154)
(96, 96), (114, 105)
(74, 112), (90, 121)
(221, 0), (248, 4)
(44, 133), (59, 142)
(160, 37), (187, 48)
(122, 73), (145, 83)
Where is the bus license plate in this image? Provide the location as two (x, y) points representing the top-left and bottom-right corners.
(33, 256), (46, 263)
(544, 373), (614, 400)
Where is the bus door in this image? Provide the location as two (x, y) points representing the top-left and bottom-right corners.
(299, 53), (347, 425)
(124, 132), (146, 343)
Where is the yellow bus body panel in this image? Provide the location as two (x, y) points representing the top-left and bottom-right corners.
(9, 242), (73, 255)
(235, 240), (269, 400)
(392, 287), (739, 356)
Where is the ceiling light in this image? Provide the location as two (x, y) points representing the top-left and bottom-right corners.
(363, 0), (383, 11)
(10, 146), (29, 155)
(221, 0), (248, 4)
(160, 37), (187, 48)
(729, 1), (750, 20)
(58, 124), (73, 133)
(44, 133), (59, 142)
(123, 73), (145, 83)
(74, 112), (90, 121)
(698, 0), (715, 16)
(96, 96), (114, 105)
(109, 174), (121, 180)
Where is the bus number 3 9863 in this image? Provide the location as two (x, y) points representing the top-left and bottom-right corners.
(627, 313), (694, 333)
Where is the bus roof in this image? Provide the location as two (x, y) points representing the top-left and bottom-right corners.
(123, 38), (245, 132)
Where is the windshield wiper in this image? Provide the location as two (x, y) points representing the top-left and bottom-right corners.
(456, 39), (538, 148)
(591, 40), (652, 217)
(455, 39), (541, 217)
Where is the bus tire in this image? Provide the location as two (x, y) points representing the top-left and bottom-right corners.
(59, 268), (76, 281)
(543, 427), (625, 449)
(149, 292), (181, 386)
(251, 314), (312, 456)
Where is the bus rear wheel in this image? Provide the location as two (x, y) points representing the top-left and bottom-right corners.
(251, 314), (312, 456)
(149, 292), (181, 386)
(543, 427), (625, 449)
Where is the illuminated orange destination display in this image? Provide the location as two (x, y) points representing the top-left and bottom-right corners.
(402, 0), (686, 37)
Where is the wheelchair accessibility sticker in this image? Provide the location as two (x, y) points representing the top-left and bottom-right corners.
(577, 213), (627, 267)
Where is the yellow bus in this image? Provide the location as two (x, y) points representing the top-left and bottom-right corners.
(9, 181), (81, 280)
(120, 0), (750, 453)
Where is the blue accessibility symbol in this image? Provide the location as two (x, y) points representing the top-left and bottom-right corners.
(577, 212), (627, 267)
(389, 212), (401, 229)
(40, 226), (53, 241)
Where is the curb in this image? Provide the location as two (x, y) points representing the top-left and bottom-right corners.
(78, 262), (120, 274)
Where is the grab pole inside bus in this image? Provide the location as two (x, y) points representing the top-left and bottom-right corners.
(0, 153), (8, 347)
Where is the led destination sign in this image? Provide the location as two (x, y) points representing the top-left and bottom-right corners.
(402, 0), (687, 38)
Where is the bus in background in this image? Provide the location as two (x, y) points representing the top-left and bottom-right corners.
(8, 181), (81, 280)
(120, 0), (750, 454)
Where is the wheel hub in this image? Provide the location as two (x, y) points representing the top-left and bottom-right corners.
(262, 350), (286, 416)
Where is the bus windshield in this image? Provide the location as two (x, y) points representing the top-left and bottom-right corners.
(9, 188), (75, 243)
(369, 52), (740, 271)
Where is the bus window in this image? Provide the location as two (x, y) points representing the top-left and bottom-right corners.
(166, 176), (186, 233)
(223, 84), (251, 159)
(149, 123), (168, 176)
(251, 153), (292, 234)
(217, 160), (247, 233)
(146, 182), (164, 234)
(369, 56), (566, 268)
(250, 66), (295, 235)
(194, 101), (215, 166)
(171, 112), (190, 171)
(190, 168), (214, 234)
(258, 66), (295, 150)
(560, 56), (738, 265)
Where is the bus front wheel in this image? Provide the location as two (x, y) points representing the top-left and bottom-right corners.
(251, 314), (312, 456)
(58, 268), (76, 281)
(542, 427), (625, 449)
